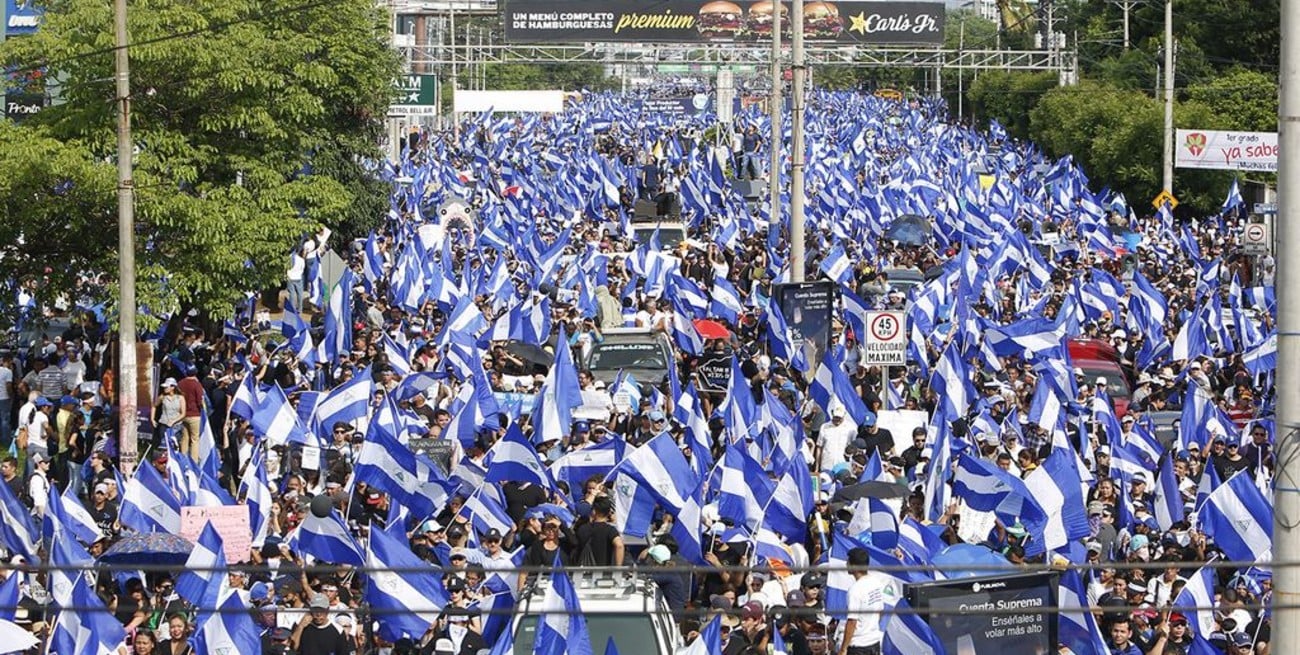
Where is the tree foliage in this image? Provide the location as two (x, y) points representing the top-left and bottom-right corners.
(0, 0), (400, 326)
(967, 70), (1058, 140)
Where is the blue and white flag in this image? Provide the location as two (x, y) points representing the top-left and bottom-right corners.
(1022, 448), (1090, 554)
(1058, 569), (1109, 655)
(44, 484), (103, 546)
(532, 325), (584, 444)
(819, 244), (853, 285)
(1173, 564), (1216, 640)
(119, 459), (182, 535)
(289, 508), (364, 566)
(678, 614), (723, 655)
(49, 573), (126, 655)
(251, 382), (314, 447)
(460, 487), (515, 537)
(952, 452), (1049, 555)
(353, 424), (449, 520)
(1199, 469), (1272, 562)
(882, 599), (944, 655)
(313, 370), (373, 440)
(1152, 452), (1186, 531)
(1222, 178), (1244, 213)
(321, 268), (355, 363)
(549, 439), (624, 493)
(366, 521), (446, 642)
(486, 424), (555, 489)
(809, 346), (870, 426)
(0, 472), (37, 561)
(188, 590), (260, 655)
(175, 522), (226, 612)
(533, 559), (594, 655)
(718, 444), (773, 532)
(608, 433), (705, 564)
(239, 446), (273, 548)
(48, 526), (92, 608)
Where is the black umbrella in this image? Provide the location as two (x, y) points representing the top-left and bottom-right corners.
(505, 341), (554, 367)
(831, 480), (910, 503)
(884, 214), (932, 246)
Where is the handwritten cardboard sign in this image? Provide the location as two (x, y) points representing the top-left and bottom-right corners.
(181, 506), (253, 564)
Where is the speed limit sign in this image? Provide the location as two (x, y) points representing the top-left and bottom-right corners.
(863, 311), (907, 365)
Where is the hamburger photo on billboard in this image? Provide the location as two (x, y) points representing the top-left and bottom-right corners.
(802, 1), (842, 39)
(697, 1), (743, 40)
(744, 0), (790, 40)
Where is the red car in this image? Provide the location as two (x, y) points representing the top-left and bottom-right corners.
(1067, 338), (1136, 417)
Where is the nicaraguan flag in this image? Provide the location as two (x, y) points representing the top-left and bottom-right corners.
(549, 439), (624, 493)
(354, 426), (450, 521)
(1058, 569), (1110, 655)
(678, 614), (723, 655)
(0, 469), (37, 561)
(717, 444), (773, 532)
(366, 521), (447, 642)
(1173, 564), (1216, 640)
(819, 244), (853, 285)
(188, 590), (260, 655)
(485, 423), (555, 489)
(174, 521), (226, 612)
(44, 484), (103, 545)
(952, 452), (1049, 555)
(1199, 469), (1272, 562)
(1152, 452), (1186, 530)
(49, 573), (126, 655)
(1022, 448), (1091, 554)
(809, 346), (871, 426)
(288, 508), (364, 565)
(0, 567), (17, 621)
(882, 599), (944, 655)
(251, 382), (313, 447)
(238, 446), (273, 547)
(119, 459), (182, 535)
(312, 367), (373, 440)
(47, 526), (92, 607)
(607, 433), (705, 564)
(321, 267), (355, 363)
(533, 558), (594, 655)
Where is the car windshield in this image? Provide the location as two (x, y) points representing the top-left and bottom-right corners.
(632, 227), (686, 249)
(513, 613), (661, 655)
(588, 342), (665, 370)
(1079, 367), (1132, 398)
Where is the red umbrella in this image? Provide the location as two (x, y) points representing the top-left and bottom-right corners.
(693, 319), (730, 340)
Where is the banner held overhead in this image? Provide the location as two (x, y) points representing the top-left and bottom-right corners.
(502, 0), (945, 45)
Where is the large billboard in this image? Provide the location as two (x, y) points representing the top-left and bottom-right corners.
(908, 572), (1058, 655)
(1175, 129), (1278, 172)
(503, 1), (945, 45)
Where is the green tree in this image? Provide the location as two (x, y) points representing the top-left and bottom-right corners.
(0, 0), (400, 326)
(1186, 67), (1278, 132)
(967, 70), (1057, 139)
(1029, 81), (1230, 214)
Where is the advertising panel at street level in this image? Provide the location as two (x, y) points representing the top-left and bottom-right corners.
(503, 0), (944, 45)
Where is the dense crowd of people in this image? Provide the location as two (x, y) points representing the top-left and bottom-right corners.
(0, 89), (1277, 655)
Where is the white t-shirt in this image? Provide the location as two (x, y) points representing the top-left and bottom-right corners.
(27, 412), (49, 450)
(844, 572), (898, 647)
(818, 419), (857, 472)
(62, 361), (86, 391)
(0, 366), (12, 401)
(28, 472), (49, 516)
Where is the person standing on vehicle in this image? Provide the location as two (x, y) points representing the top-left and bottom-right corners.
(573, 495), (624, 567)
(740, 125), (763, 181)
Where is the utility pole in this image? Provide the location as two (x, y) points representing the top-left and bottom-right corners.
(1273, 0), (1300, 637)
(113, 0), (139, 476)
(1161, 0), (1174, 195)
(790, 0), (805, 283)
(768, 1), (782, 243)
(1110, 0), (1136, 49)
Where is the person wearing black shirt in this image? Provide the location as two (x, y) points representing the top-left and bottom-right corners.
(900, 427), (927, 476)
(857, 413), (894, 459)
(521, 515), (573, 591)
(573, 496), (624, 566)
(293, 594), (353, 655)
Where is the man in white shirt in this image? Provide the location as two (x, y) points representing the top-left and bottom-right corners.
(61, 348), (86, 392)
(28, 453), (50, 518)
(839, 547), (897, 655)
(817, 407), (857, 473)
